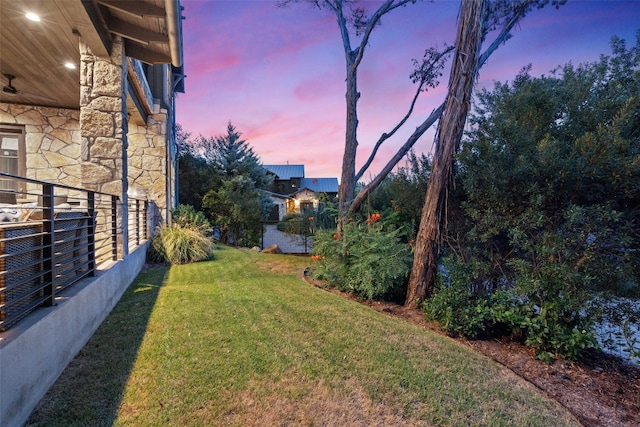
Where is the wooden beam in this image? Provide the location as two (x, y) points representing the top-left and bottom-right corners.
(96, 0), (165, 18)
(74, 0), (112, 57)
(124, 40), (171, 64)
(109, 17), (167, 46)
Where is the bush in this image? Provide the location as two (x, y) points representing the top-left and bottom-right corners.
(151, 224), (213, 265)
(311, 213), (412, 300)
(423, 281), (492, 339)
(424, 257), (597, 361)
(427, 39), (640, 362)
(172, 204), (212, 234)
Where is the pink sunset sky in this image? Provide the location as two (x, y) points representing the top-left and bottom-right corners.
(176, 0), (639, 180)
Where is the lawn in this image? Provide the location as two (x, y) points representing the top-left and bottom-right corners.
(27, 246), (579, 426)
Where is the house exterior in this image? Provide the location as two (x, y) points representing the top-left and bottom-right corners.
(264, 164), (338, 222)
(262, 164), (338, 253)
(0, 2), (185, 426)
(1, 0), (184, 230)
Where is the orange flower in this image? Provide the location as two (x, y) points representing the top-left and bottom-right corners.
(333, 233), (341, 240)
(311, 254), (321, 261)
(368, 213), (381, 223)
(308, 216), (314, 221)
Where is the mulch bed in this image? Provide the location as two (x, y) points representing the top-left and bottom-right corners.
(304, 275), (640, 427)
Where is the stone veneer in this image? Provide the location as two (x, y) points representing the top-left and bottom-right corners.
(79, 38), (127, 199)
(1, 37), (170, 238)
(0, 104), (81, 186)
(128, 109), (168, 216)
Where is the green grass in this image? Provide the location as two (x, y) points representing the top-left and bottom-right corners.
(27, 246), (579, 426)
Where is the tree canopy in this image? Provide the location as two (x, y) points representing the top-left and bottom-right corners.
(454, 31), (640, 296)
(177, 122), (273, 246)
(420, 31), (640, 360)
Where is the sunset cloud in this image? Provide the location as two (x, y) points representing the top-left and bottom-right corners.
(177, 0), (639, 180)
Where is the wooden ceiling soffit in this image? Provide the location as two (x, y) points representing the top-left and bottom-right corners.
(79, 0), (113, 57)
(124, 40), (171, 64)
(109, 17), (167, 46)
(95, 0), (165, 18)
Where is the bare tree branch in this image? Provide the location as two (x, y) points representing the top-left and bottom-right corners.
(355, 45), (454, 181)
(350, 103), (444, 213)
(351, 1), (417, 72)
(349, 0), (563, 214)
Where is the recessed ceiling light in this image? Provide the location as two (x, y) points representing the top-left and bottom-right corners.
(64, 62), (76, 70)
(25, 12), (40, 22)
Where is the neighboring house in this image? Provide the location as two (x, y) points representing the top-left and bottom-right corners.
(262, 164), (338, 253)
(0, 2), (185, 426)
(264, 164), (338, 222)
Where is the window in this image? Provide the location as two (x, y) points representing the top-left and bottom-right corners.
(300, 201), (314, 215)
(0, 125), (26, 191)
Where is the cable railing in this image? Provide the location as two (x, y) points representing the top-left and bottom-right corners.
(0, 173), (148, 331)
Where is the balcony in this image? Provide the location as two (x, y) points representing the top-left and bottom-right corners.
(0, 173), (148, 331)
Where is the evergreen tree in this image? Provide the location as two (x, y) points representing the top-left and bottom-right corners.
(197, 122), (272, 190)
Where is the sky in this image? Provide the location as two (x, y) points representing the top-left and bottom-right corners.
(176, 0), (640, 180)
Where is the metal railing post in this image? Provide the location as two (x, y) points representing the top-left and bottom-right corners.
(87, 191), (96, 276)
(144, 200), (148, 240)
(135, 199), (140, 246)
(42, 184), (55, 306)
(111, 195), (118, 261)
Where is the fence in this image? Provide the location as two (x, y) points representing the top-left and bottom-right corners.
(0, 173), (148, 331)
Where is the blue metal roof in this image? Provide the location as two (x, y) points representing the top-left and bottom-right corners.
(299, 178), (339, 194)
(263, 164), (305, 180)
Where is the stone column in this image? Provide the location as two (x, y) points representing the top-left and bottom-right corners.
(79, 37), (129, 257)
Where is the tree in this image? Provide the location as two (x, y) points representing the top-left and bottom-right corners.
(203, 176), (273, 247)
(455, 31), (640, 295)
(402, 0), (566, 307)
(405, 0), (488, 308)
(178, 123), (275, 245)
(196, 122), (272, 190)
(279, 0), (447, 221)
(422, 32), (640, 359)
(177, 124), (219, 212)
(279, 0), (564, 223)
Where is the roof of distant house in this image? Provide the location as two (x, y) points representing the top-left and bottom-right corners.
(263, 164), (304, 180)
(299, 178), (339, 194)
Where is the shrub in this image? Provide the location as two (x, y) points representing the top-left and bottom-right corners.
(311, 213), (412, 300)
(423, 281), (492, 339)
(430, 40), (640, 362)
(423, 256), (598, 361)
(151, 224), (213, 265)
(172, 204), (212, 234)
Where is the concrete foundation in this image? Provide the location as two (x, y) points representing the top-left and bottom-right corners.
(0, 242), (148, 427)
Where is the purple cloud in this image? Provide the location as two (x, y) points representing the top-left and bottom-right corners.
(177, 0), (640, 180)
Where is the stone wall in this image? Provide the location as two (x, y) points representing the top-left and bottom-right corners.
(0, 104), (81, 186)
(128, 108), (168, 219)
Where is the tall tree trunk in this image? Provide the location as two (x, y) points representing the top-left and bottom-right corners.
(339, 53), (359, 225)
(405, 0), (488, 308)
